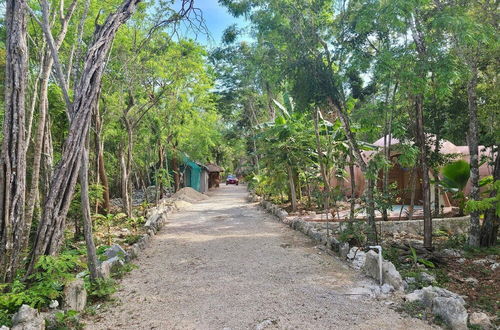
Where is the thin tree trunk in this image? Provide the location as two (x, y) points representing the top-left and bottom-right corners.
(25, 0), (78, 246)
(287, 164), (298, 212)
(158, 144), (165, 200)
(349, 155), (356, 221)
(28, 0), (142, 274)
(408, 167), (417, 221)
(382, 85), (391, 222)
(0, 0), (28, 283)
(313, 108), (331, 235)
(248, 99), (260, 174)
(70, 0), (91, 88)
(466, 62), (481, 247)
(123, 118), (134, 217)
(480, 151), (499, 246)
(265, 82), (275, 121)
(26, 45), (46, 152)
(415, 94), (432, 249)
(433, 168), (440, 217)
(95, 105), (110, 213)
(24, 54), (53, 243)
(172, 155), (181, 191)
(41, 117), (54, 198)
(121, 151), (132, 217)
(80, 145), (101, 282)
(328, 96), (377, 243)
(410, 12), (432, 250)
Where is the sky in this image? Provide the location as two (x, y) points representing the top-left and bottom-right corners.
(174, 0), (249, 48)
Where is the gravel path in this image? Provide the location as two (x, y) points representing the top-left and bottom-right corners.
(85, 185), (434, 330)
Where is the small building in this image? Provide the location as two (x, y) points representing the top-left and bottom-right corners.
(206, 163), (224, 188)
(181, 155), (209, 193)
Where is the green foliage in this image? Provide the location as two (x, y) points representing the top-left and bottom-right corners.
(439, 160), (471, 215)
(409, 246), (435, 269)
(123, 234), (142, 246)
(465, 180), (500, 216)
(111, 262), (138, 280)
(338, 221), (367, 246)
(50, 310), (83, 330)
(93, 213), (127, 245)
(85, 278), (117, 303)
(441, 160), (471, 192)
(443, 234), (468, 249)
(125, 216), (146, 235)
(0, 253), (82, 325)
(397, 301), (427, 320)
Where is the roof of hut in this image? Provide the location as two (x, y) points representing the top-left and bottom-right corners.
(206, 163), (224, 173)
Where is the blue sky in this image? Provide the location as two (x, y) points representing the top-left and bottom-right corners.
(174, 0), (249, 47)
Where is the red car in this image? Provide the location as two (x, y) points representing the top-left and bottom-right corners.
(226, 175), (239, 185)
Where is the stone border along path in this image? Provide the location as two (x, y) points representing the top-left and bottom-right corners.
(85, 185), (435, 330)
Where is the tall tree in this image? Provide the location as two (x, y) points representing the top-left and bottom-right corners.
(28, 0), (143, 273)
(0, 0), (28, 282)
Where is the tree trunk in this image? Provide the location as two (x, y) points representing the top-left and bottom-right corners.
(172, 155), (181, 191)
(433, 168), (440, 217)
(415, 95), (433, 249)
(382, 85), (391, 222)
(408, 167), (417, 221)
(349, 154), (356, 221)
(265, 81), (275, 121)
(410, 12), (433, 250)
(41, 117), (54, 198)
(0, 0), (28, 283)
(480, 150), (499, 246)
(25, 45), (45, 152)
(466, 62), (481, 247)
(28, 0), (142, 274)
(313, 108), (331, 235)
(122, 117), (134, 217)
(70, 0), (91, 88)
(121, 151), (132, 217)
(80, 146), (101, 282)
(160, 145), (166, 199)
(24, 54), (53, 244)
(366, 178), (378, 244)
(287, 164), (298, 212)
(328, 96), (377, 243)
(95, 106), (110, 213)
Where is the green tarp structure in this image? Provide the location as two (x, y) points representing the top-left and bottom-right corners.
(182, 155), (202, 192)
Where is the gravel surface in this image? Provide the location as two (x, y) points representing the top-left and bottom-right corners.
(85, 185), (435, 330)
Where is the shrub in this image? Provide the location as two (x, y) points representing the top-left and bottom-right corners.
(338, 221), (367, 246)
(0, 253), (82, 326)
(85, 278), (117, 303)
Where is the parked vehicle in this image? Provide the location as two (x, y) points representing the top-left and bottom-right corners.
(226, 174), (239, 185)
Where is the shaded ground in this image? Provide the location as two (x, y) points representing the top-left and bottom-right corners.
(85, 185), (434, 330)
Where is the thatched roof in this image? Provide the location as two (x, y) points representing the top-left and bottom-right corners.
(206, 163), (224, 173)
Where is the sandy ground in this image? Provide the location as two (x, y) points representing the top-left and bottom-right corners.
(85, 185), (435, 330)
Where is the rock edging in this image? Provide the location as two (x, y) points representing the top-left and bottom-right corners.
(1, 200), (180, 330)
(249, 191), (480, 330)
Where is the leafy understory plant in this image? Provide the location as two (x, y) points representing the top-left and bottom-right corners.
(438, 160), (470, 215)
(409, 246), (435, 269)
(0, 253), (83, 326)
(93, 213), (127, 245)
(465, 178), (499, 216)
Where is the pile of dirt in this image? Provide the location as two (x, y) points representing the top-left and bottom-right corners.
(170, 187), (208, 204)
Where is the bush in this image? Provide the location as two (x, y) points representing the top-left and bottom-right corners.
(123, 234), (142, 245)
(49, 310), (84, 330)
(0, 253), (83, 327)
(338, 221), (367, 246)
(85, 278), (117, 303)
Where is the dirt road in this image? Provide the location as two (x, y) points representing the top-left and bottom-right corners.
(86, 185), (433, 330)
